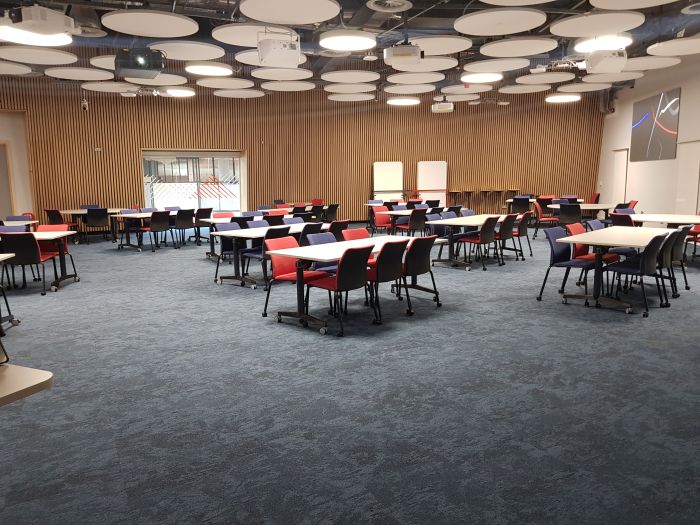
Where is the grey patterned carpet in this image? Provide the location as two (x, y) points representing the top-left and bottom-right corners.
(1, 227), (698, 524)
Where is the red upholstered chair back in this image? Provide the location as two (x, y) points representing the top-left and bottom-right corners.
(294, 202), (306, 207)
(589, 192), (600, 204)
(266, 209), (287, 216)
(212, 212), (234, 218)
(265, 236), (299, 278)
(534, 200), (546, 219)
(342, 228), (370, 241)
(628, 200), (638, 209)
(37, 224), (70, 252)
(373, 206), (391, 227)
(565, 223), (588, 258)
(311, 198), (324, 206)
(275, 203), (289, 209)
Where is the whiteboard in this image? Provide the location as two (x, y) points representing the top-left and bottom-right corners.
(373, 162), (403, 193)
(417, 161), (447, 206)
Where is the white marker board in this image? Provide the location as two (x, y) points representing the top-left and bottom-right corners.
(373, 161), (404, 201)
(417, 161), (447, 206)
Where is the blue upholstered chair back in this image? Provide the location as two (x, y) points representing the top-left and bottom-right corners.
(283, 217), (303, 224)
(544, 227), (571, 265)
(460, 209), (475, 217)
(247, 220), (269, 228)
(440, 211), (457, 219)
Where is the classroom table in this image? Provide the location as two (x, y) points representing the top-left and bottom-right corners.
(111, 211), (177, 250)
(60, 208), (122, 215)
(628, 214), (700, 227)
(0, 253), (19, 336)
(267, 235), (405, 333)
(557, 226), (675, 314)
(2, 220), (39, 230)
(505, 198), (584, 203)
(426, 214), (505, 270)
(0, 363), (53, 407)
(548, 203), (616, 219)
(212, 223), (330, 288)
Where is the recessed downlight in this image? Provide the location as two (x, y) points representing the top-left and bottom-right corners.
(164, 86), (196, 97)
(319, 29), (376, 51)
(574, 34), (633, 53)
(460, 72), (503, 83)
(545, 93), (581, 104)
(184, 61), (233, 76)
(386, 96), (420, 106)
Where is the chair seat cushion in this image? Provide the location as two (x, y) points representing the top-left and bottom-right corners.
(276, 270), (328, 283)
(575, 253), (621, 263)
(554, 259), (594, 269)
(308, 275), (338, 290)
(39, 252), (58, 261)
(539, 217), (559, 223)
(605, 261), (640, 275)
(395, 217), (409, 224)
(609, 247), (638, 257)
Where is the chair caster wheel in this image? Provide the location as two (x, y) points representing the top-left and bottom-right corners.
(137, 248), (142, 252)
(372, 319), (382, 325)
(239, 281), (245, 287)
(467, 267), (471, 271)
(75, 277), (80, 282)
(562, 298), (567, 304)
(10, 319), (20, 326)
(276, 315), (282, 323)
(262, 312), (267, 317)
(625, 308), (633, 314)
(251, 284), (257, 290)
(301, 320), (308, 327)
(41, 291), (46, 296)
(319, 327), (327, 335)
(398, 296), (403, 301)
(643, 311), (649, 318)
(436, 302), (442, 307)
(406, 310), (414, 316)
(584, 301), (589, 307)
(50, 286), (58, 293)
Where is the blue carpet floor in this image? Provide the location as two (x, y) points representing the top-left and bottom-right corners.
(1, 228), (699, 524)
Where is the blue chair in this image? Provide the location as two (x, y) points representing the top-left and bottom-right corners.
(0, 226), (25, 232)
(460, 209), (475, 217)
(440, 211), (456, 219)
(164, 206), (180, 211)
(241, 211), (261, 217)
(214, 222), (241, 282)
(241, 226), (290, 289)
(586, 219), (605, 231)
(393, 205), (409, 226)
(283, 217), (303, 224)
(79, 204), (99, 209)
(368, 199), (382, 205)
(537, 227), (595, 301)
(141, 207), (157, 213)
(414, 204), (429, 209)
(245, 220), (269, 229)
(306, 232), (338, 273)
(5, 215), (27, 221)
(614, 208), (635, 214)
(257, 205), (272, 210)
(426, 213), (449, 258)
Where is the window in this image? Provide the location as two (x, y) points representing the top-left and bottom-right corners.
(142, 150), (244, 211)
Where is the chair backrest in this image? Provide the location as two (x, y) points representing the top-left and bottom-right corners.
(414, 203), (429, 209)
(257, 205), (272, 210)
(293, 212), (312, 221)
(0, 226), (26, 232)
(213, 211), (234, 218)
(86, 208), (109, 226)
(406, 201), (416, 209)
(283, 217), (303, 224)
(373, 206), (391, 227)
(140, 207), (157, 213)
(408, 198), (422, 204)
(440, 211), (457, 219)
(586, 219), (605, 231)
(306, 232), (336, 247)
(275, 203), (289, 209)
(544, 227), (571, 265)
(175, 209), (195, 228)
(404, 235), (437, 276)
(329, 220), (350, 241)
(241, 211), (261, 217)
(478, 216), (499, 244)
(657, 230), (679, 269)
(262, 226), (290, 255)
(460, 209), (475, 217)
(368, 200), (382, 205)
(36, 223), (69, 252)
(216, 222), (240, 233)
(341, 228), (370, 241)
(311, 198), (325, 206)
(614, 202), (631, 210)
(429, 207), (443, 215)
(671, 225), (692, 261)
(516, 211), (532, 235)
(195, 208), (213, 223)
(265, 236), (300, 278)
(550, 198), (567, 216)
(294, 202), (306, 207)
(120, 209), (138, 214)
(382, 201), (395, 210)
(1, 232), (40, 265)
(589, 192), (601, 204)
(147, 211), (170, 232)
(45, 209), (66, 225)
(5, 215), (26, 221)
(425, 214), (445, 236)
(639, 234), (670, 275)
(310, 205), (324, 216)
(247, 220), (269, 229)
(610, 213), (634, 226)
(292, 205), (307, 214)
(266, 209), (287, 216)
(536, 195), (554, 212)
(324, 204), (339, 222)
(498, 214), (518, 240)
(80, 204), (99, 209)
(628, 200), (638, 209)
(372, 240), (409, 282)
(511, 197), (531, 213)
(425, 199), (440, 208)
(614, 208), (635, 214)
(273, 199), (285, 205)
(559, 203), (582, 225)
(336, 246), (374, 291)
(299, 222), (323, 245)
(533, 200), (546, 219)
(409, 208), (427, 230)
(561, 195), (578, 203)
(564, 222), (588, 258)
(446, 206), (462, 214)
(164, 206), (180, 211)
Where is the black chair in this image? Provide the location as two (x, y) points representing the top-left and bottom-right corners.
(559, 203), (582, 226)
(322, 204), (339, 222)
(537, 227), (594, 302)
(214, 222), (241, 282)
(291, 205), (307, 215)
(1, 233), (56, 295)
(406, 201), (416, 210)
(266, 215), (285, 226)
(298, 222), (323, 246)
(670, 225), (692, 293)
(446, 206), (461, 214)
(169, 209), (193, 247)
(382, 201), (395, 210)
(45, 209), (78, 232)
(654, 230), (682, 306)
(511, 197), (530, 214)
(428, 207), (443, 215)
(84, 208), (109, 244)
(396, 235), (441, 315)
(329, 220), (350, 241)
(457, 216), (501, 270)
(513, 211), (533, 259)
(425, 199), (440, 208)
(309, 205), (324, 222)
(138, 211), (175, 252)
(293, 212), (312, 222)
(366, 240), (409, 324)
(495, 213), (519, 262)
(190, 208), (213, 246)
(395, 208), (427, 237)
(242, 226), (290, 289)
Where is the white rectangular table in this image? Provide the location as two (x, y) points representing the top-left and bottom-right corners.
(629, 214), (700, 226)
(60, 208), (122, 215)
(557, 226), (675, 311)
(426, 214), (506, 269)
(548, 203), (616, 219)
(2, 220), (39, 230)
(0, 364), (53, 407)
(111, 211), (178, 250)
(0, 253), (17, 335)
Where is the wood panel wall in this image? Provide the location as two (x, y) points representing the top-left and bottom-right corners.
(0, 75), (604, 221)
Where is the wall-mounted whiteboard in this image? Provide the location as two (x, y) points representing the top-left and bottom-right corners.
(373, 161), (403, 200)
(417, 161), (447, 206)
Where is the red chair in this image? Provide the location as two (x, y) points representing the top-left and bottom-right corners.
(533, 200), (559, 239)
(512, 211), (532, 258)
(266, 209), (288, 217)
(684, 213), (700, 259)
(628, 200), (639, 209)
(36, 224), (78, 277)
(565, 223), (620, 263)
(342, 228), (375, 262)
(294, 202), (306, 208)
(311, 198), (325, 206)
(588, 192), (601, 204)
(261, 236), (327, 318)
(307, 245), (374, 336)
(371, 206), (392, 235)
(212, 211), (234, 218)
(275, 203), (289, 209)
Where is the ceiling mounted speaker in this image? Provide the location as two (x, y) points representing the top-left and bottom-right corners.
(366, 0), (413, 13)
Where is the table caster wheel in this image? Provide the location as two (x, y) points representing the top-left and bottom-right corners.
(406, 309), (414, 316)
(262, 312), (267, 317)
(10, 319), (20, 326)
(625, 308), (633, 314)
(240, 281), (245, 287)
(75, 277), (80, 282)
(276, 314), (282, 323)
(50, 286), (58, 293)
(251, 284), (257, 290)
(643, 311), (649, 318)
(562, 298), (567, 304)
(137, 248), (142, 252)
(319, 327), (327, 335)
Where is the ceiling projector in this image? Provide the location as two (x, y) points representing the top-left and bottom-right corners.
(0, 5), (78, 35)
(384, 44), (423, 66)
(586, 49), (627, 74)
(258, 38), (300, 68)
(431, 102), (454, 114)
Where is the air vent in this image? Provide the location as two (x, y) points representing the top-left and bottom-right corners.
(366, 0), (413, 14)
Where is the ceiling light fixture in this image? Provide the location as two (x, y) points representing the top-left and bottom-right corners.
(164, 86), (196, 97)
(460, 72), (503, 83)
(319, 29), (376, 51)
(387, 96), (420, 106)
(574, 34), (632, 54)
(0, 6), (78, 47)
(184, 61), (233, 76)
(545, 93), (581, 104)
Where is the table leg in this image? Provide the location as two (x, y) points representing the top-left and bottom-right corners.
(206, 225), (217, 258)
(277, 259), (326, 330)
(219, 238), (257, 287)
(50, 238), (79, 291)
(431, 226), (469, 270)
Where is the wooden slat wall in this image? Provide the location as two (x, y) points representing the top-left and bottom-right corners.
(0, 75), (604, 221)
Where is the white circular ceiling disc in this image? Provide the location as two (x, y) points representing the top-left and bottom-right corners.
(212, 23), (297, 47)
(321, 70), (380, 83)
(252, 67), (313, 80)
(235, 49), (307, 67)
(384, 84), (435, 94)
(328, 93), (375, 102)
(101, 10), (199, 37)
(445, 94), (481, 102)
(498, 84), (551, 94)
(261, 80), (316, 91)
(647, 37), (700, 57)
(0, 46), (77, 65)
(196, 77), (255, 89)
(550, 11), (646, 38)
(89, 55), (115, 70)
(623, 56), (681, 70)
(125, 73), (188, 86)
(480, 37), (558, 57)
(590, 0), (679, 9)
(441, 84), (493, 94)
(0, 61), (32, 75)
(392, 56), (458, 72)
(323, 83), (376, 93)
(214, 89), (265, 98)
(81, 82), (139, 93)
(387, 72), (445, 84)
(409, 35), (473, 55)
(557, 83), (612, 93)
(481, 0), (555, 4)
(583, 72), (644, 83)
(516, 72), (575, 84)
(454, 8), (547, 36)
(464, 58), (530, 73)
(149, 41), (225, 61)
(239, 0), (341, 25)
(45, 67), (114, 81)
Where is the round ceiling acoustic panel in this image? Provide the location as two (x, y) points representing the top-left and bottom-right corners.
(149, 41), (225, 61)
(235, 49), (307, 67)
(445, 94), (481, 102)
(321, 70), (380, 83)
(480, 0), (555, 4)
(623, 56), (681, 70)
(557, 82), (612, 93)
(81, 82), (139, 93)
(323, 83), (376, 93)
(583, 72), (644, 83)
(384, 83), (435, 94)
(212, 23), (297, 47)
(328, 93), (375, 102)
(252, 67), (313, 80)
(409, 35), (472, 55)
(101, 10), (198, 37)
(0, 46), (77, 65)
(125, 73), (188, 86)
(387, 71), (445, 84)
(516, 71), (575, 84)
(45, 67), (114, 81)
(498, 84), (551, 93)
(441, 83), (493, 94)
(261, 80), (316, 91)
(196, 77), (255, 89)
(590, 0), (679, 9)
(239, 0), (341, 25)
(89, 55), (115, 70)
(464, 57), (530, 73)
(392, 56), (458, 72)
(550, 11), (646, 38)
(214, 89), (265, 98)
(648, 37), (700, 56)
(454, 8), (547, 36)
(0, 61), (32, 75)
(479, 37), (558, 57)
